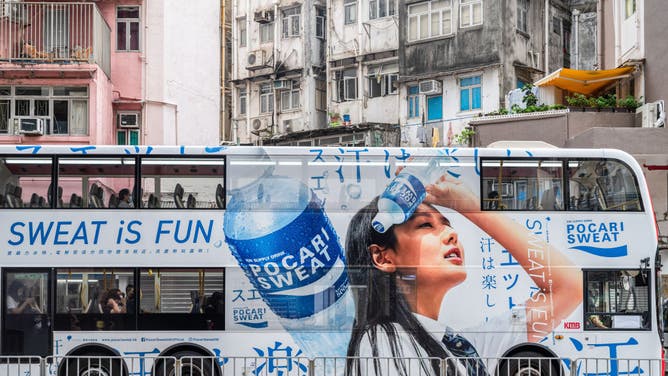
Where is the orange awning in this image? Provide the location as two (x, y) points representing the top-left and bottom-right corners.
(534, 67), (634, 95)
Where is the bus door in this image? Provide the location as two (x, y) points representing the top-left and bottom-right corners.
(2, 269), (52, 356)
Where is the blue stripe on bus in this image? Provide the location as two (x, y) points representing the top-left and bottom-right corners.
(569, 245), (628, 257)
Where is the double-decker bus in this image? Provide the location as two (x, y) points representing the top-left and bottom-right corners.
(0, 145), (662, 376)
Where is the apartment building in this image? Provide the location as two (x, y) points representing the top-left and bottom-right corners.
(0, 0), (221, 146)
(230, 0), (328, 145)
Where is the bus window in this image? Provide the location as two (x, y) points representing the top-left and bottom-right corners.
(568, 159), (642, 211)
(140, 157), (225, 209)
(54, 268), (135, 331)
(3, 271), (50, 355)
(57, 157), (136, 209)
(138, 268), (224, 330)
(584, 269), (650, 330)
(0, 157), (52, 208)
(481, 159), (563, 210)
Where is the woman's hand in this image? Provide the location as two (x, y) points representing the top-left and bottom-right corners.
(424, 174), (481, 213)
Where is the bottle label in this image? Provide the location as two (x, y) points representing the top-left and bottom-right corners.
(381, 173), (426, 219)
(226, 203), (349, 319)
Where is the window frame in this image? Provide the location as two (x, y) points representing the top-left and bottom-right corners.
(282, 7), (301, 38)
(517, 0), (528, 33)
(259, 83), (274, 114)
(238, 87), (247, 115)
(583, 268), (651, 331)
(479, 158), (644, 212)
(335, 69), (358, 102)
(459, 74), (482, 112)
(280, 81), (301, 111)
(259, 22), (274, 44)
(459, 0), (483, 29)
(116, 6), (141, 52)
(344, 0), (357, 24)
(0, 86), (89, 136)
(407, 85), (420, 118)
(316, 7), (326, 39)
(238, 17), (247, 47)
(407, 0), (453, 42)
(367, 72), (398, 98)
(369, 0), (396, 20)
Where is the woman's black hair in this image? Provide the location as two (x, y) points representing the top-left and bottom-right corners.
(7, 280), (24, 300)
(345, 197), (455, 376)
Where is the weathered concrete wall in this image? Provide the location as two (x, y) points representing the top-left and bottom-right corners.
(470, 110), (636, 148)
(644, 0), (668, 104)
(399, 0), (501, 79)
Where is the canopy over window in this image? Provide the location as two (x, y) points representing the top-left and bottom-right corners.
(534, 67), (634, 95)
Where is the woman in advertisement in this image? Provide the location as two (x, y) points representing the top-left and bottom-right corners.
(345, 174), (583, 376)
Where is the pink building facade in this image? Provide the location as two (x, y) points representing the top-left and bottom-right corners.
(0, 0), (143, 146)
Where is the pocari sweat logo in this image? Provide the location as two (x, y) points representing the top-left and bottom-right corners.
(566, 220), (627, 257)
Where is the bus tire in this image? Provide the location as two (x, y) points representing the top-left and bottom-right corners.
(59, 355), (127, 376)
(497, 351), (561, 376)
(154, 351), (216, 376)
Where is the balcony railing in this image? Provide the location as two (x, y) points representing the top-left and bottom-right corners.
(0, 1), (111, 77)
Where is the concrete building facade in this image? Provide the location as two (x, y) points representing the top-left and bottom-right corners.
(230, 0), (328, 145)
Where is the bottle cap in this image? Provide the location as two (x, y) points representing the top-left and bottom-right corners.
(372, 211), (401, 233)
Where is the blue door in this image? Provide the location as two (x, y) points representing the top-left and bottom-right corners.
(427, 95), (443, 121)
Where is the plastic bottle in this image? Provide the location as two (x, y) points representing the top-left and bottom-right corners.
(224, 154), (354, 359)
(372, 158), (441, 233)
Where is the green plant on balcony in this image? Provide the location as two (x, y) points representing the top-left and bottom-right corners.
(454, 127), (476, 146)
(565, 93), (590, 108)
(617, 95), (642, 111)
(592, 94), (617, 110)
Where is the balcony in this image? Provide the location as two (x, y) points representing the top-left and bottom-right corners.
(0, 1), (110, 77)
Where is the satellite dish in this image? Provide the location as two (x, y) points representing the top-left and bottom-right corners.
(252, 118), (262, 130)
(248, 53), (256, 65)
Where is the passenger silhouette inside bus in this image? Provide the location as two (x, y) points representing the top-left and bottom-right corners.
(7, 280), (42, 314)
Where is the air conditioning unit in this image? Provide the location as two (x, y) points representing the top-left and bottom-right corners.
(419, 80), (442, 95)
(117, 113), (140, 128)
(254, 10), (274, 23)
(274, 79), (290, 90)
(15, 118), (45, 136)
(247, 50), (267, 70)
(637, 100), (666, 128)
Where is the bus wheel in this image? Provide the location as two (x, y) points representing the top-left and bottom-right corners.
(60, 356), (127, 376)
(154, 352), (216, 376)
(498, 351), (561, 376)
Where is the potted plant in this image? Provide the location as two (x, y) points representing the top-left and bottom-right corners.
(617, 95), (642, 112)
(594, 94), (616, 112)
(454, 127), (476, 146)
(566, 93), (590, 111)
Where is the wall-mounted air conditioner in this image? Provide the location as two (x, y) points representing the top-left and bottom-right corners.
(15, 117), (45, 136)
(419, 80), (442, 95)
(117, 112), (140, 128)
(637, 100), (665, 128)
(254, 10), (274, 23)
(247, 50), (267, 70)
(274, 79), (291, 90)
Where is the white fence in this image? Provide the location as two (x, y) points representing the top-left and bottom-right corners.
(0, 355), (662, 376)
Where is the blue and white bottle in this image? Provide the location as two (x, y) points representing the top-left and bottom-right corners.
(224, 154), (354, 359)
(372, 158), (441, 233)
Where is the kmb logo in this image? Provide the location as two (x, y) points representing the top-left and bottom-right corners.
(563, 321), (581, 329)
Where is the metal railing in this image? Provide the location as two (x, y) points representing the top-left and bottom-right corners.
(0, 355), (661, 376)
(0, 1), (111, 76)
